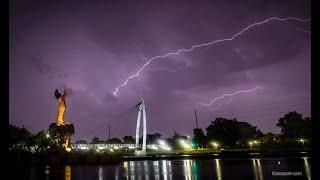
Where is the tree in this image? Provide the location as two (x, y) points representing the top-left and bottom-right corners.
(32, 130), (51, 152)
(146, 133), (162, 144)
(193, 128), (207, 148)
(107, 137), (122, 144)
(91, 137), (100, 144)
(123, 136), (135, 144)
(171, 132), (188, 150)
(260, 132), (280, 143)
(276, 111), (309, 139)
(75, 140), (87, 144)
(9, 124), (33, 151)
(206, 117), (263, 147)
(304, 117), (311, 139)
(236, 121), (263, 146)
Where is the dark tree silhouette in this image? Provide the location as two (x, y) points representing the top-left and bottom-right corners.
(276, 111), (310, 139)
(171, 132), (188, 150)
(304, 117), (311, 139)
(122, 136), (135, 144)
(75, 140), (87, 144)
(107, 137), (122, 144)
(206, 117), (263, 147)
(193, 128), (207, 148)
(91, 137), (100, 144)
(146, 133), (162, 144)
(9, 124), (33, 151)
(32, 130), (51, 152)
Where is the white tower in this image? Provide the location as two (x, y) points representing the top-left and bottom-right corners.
(135, 98), (147, 155)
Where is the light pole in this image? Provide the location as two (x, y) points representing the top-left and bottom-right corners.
(211, 141), (219, 151)
(299, 139), (306, 150)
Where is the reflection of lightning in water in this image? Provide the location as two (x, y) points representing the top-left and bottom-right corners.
(113, 17), (310, 96)
(199, 87), (261, 111)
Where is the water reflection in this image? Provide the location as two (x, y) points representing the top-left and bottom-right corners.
(192, 160), (199, 180)
(123, 162), (129, 180)
(65, 165), (71, 180)
(252, 159), (263, 180)
(25, 157), (311, 179)
(215, 159), (222, 180)
(303, 157), (311, 180)
(98, 166), (103, 180)
(183, 160), (192, 180)
(154, 160), (159, 180)
(45, 166), (50, 180)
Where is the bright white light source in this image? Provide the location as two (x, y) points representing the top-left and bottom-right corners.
(211, 142), (219, 148)
(179, 139), (192, 149)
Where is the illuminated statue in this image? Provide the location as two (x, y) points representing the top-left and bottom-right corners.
(49, 89), (74, 152)
(54, 89), (68, 126)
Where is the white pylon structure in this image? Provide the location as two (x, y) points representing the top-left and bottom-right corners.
(135, 98), (147, 155)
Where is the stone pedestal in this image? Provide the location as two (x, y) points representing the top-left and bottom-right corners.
(49, 123), (74, 150)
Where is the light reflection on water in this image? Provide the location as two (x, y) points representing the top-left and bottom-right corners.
(303, 157), (311, 180)
(215, 159), (222, 180)
(252, 158), (263, 180)
(98, 166), (103, 180)
(27, 157), (311, 180)
(65, 165), (71, 180)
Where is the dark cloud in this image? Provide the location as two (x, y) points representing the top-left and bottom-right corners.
(28, 56), (52, 73)
(10, 0), (310, 140)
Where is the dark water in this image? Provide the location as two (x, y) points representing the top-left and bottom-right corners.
(28, 156), (311, 180)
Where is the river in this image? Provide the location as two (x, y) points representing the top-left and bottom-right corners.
(27, 156), (311, 180)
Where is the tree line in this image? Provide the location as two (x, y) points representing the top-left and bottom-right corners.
(9, 111), (311, 152)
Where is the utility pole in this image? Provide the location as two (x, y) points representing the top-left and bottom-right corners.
(108, 120), (111, 140)
(195, 109), (199, 129)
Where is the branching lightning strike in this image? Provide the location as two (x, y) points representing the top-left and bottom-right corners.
(199, 87), (262, 111)
(113, 17), (310, 96)
(146, 61), (191, 72)
(133, 43), (192, 73)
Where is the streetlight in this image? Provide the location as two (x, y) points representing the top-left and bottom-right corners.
(248, 140), (260, 150)
(158, 139), (171, 151)
(179, 139), (192, 150)
(211, 141), (219, 150)
(45, 131), (50, 138)
(299, 139), (306, 150)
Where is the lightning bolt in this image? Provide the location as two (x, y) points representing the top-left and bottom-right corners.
(132, 43), (192, 73)
(199, 86), (262, 111)
(113, 17), (310, 96)
(282, 21), (311, 35)
(132, 42), (148, 63)
(146, 60), (191, 72)
(294, 27), (311, 34)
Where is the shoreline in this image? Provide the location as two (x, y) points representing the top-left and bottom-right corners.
(9, 150), (311, 167)
(123, 151), (310, 161)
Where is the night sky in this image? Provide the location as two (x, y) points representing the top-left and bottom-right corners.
(10, 0), (310, 142)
